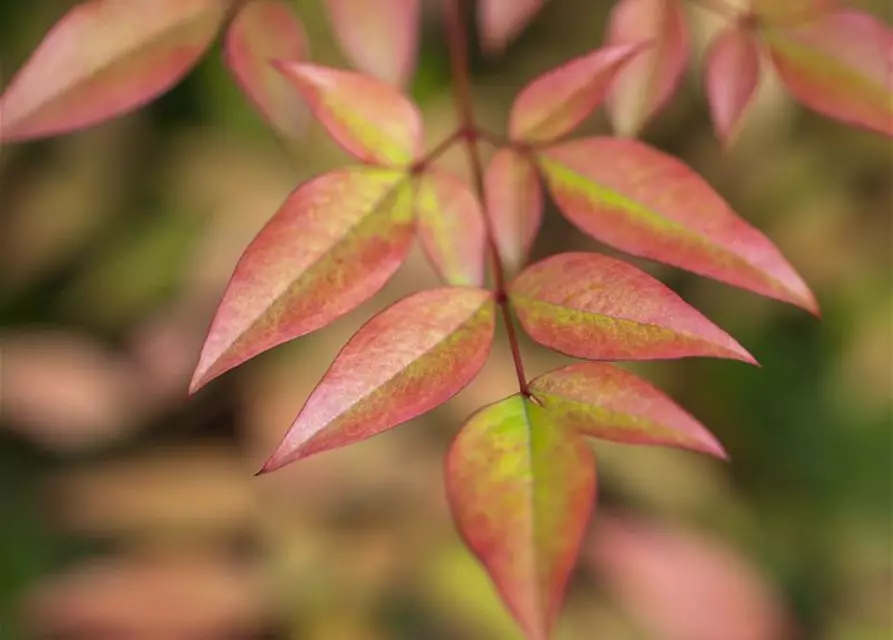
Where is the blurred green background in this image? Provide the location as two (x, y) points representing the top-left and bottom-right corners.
(1, 1), (890, 638)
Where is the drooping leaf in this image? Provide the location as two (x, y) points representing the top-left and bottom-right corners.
(325, 0), (420, 86)
(484, 148), (543, 272)
(273, 62), (423, 166)
(508, 252), (755, 363)
(415, 167), (487, 287)
(537, 137), (818, 313)
(259, 287), (496, 471)
(605, 0), (689, 136)
(764, 10), (893, 137)
(224, 0), (309, 140)
(445, 394), (595, 640)
(704, 24), (761, 147)
(509, 43), (646, 142)
(478, 0), (546, 55)
(190, 167), (415, 392)
(0, 0), (227, 142)
(529, 362), (726, 458)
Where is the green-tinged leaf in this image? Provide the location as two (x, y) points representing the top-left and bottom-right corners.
(446, 394), (595, 640)
(529, 362), (727, 458)
(537, 137), (818, 313)
(273, 61), (423, 166)
(415, 167), (487, 287)
(751, 0), (840, 25)
(190, 167), (414, 392)
(509, 252), (756, 363)
(0, 0), (227, 142)
(259, 287), (496, 470)
(764, 10), (893, 137)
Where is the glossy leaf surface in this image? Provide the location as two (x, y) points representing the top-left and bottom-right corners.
(509, 43), (645, 142)
(537, 137), (818, 313)
(478, 0), (545, 55)
(0, 0), (226, 142)
(765, 10), (893, 137)
(705, 25), (761, 147)
(325, 0), (419, 86)
(273, 62), (423, 166)
(605, 0), (689, 136)
(415, 168), (487, 287)
(529, 362), (726, 458)
(446, 394), (595, 640)
(260, 287), (496, 471)
(484, 148), (544, 272)
(224, 0), (308, 140)
(191, 167), (415, 392)
(509, 252), (755, 363)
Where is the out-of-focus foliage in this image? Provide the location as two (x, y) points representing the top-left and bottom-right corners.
(0, 1), (890, 639)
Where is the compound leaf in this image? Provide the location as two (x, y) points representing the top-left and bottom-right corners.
(509, 42), (645, 143)
(704, 24), (761, 147)
(325, 0), (420, 86)
(509, 252), (755, 363)
(415, 167), (487, 287)
(260, 287), (496, 471)
(190, 167), (415, 392)
(529, 362), (726, 458)
(446, 394), (595, 640)
(478, 0), (546, 55)
(537, 137), (818, 313)
(0, 0), (226, 142)
(484, 148), (544, 272)
(273, 61), (423, 166)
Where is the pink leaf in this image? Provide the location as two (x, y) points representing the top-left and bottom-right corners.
(605, 0), (689, 136)
(325, 0), (420, 86)
(190, 167), (415, 392)
(765, 10), (893, 137)
(415, 167), (487, 287)
(224, 0), (309, 140)
(273, 62), (423, 166)
(478, 0), (546, 55)
(0, 0), (227, 142)
(446, 394), (595, 640)
(529, 362), (727, 458)
(260, 287), (496, 471)
(705, 24), (761, 147)
(537, 137), (818, 313)
(509, 43), (646, 142)
(508, 252), (755, 363)
(484, 148), (544, 272)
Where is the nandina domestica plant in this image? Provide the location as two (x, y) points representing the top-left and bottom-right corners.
(2, 0), (890, 637)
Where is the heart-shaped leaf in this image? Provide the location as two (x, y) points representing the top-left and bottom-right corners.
(446, 394), (595, 640)
(509, 252), (755, 363)
(537, 137), (818, 313)
(704, 24), (761, 147)
(478, 0), (546, 55)
(0, 0), (227, 142)
(260, 287), (496, 471)
(190, 167), (415, 392)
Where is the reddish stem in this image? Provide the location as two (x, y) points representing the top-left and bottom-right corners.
(443, 0), (530, 397)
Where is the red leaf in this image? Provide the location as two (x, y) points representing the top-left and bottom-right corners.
(509, 43), (646, 142)
(508, 252), (755, 363)
(273, 62), (423, 166)
(537, 137), (818, 313)
(445, 394), (595, 640)
(529, 362), (727, 458)
(325, 0), (420, 86)
(260, 287), (496, 471)
(415, 167), (487, 287)
(605, 0), (689, 136)
(705, 25), (761, 147)
(484, 148), (543, 272)
(478, 0), (546, 55)
(0, 0), (226, 142)
(190, 167), (415, 392)
(224, 0), (309, 140)
(765, 10), (893, 137)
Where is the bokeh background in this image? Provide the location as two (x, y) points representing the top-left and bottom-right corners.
(1, 1), (891, 638)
